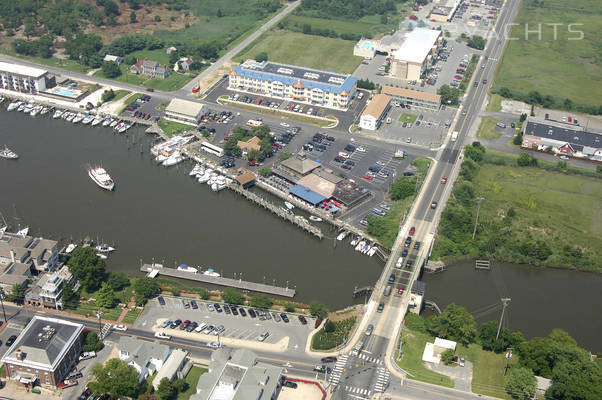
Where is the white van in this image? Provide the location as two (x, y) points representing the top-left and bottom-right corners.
(195, 323), (208, 333)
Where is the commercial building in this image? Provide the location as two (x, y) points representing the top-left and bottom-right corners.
(422, 337), (457, 364)
(152, 349), (190, 390)
(0, 62), (48, 93)
(103, 54), (123, 65)
(118, 336), (170, 383)
(191, 348), (282, 400)
(390, 28), (443, 81)
(521, 117), (602, 161)
(382, 86), (442, 110)
(25, 266), (79, 310)
(429, 0), (462, 22)
(359, 94), (392, 130)
(130, 59), (170, 79)
(1, 316), (84, 388)
(229, 60), (357, 110)
(234, 170), (257, 189)
(280, 152), (321, 178)
(164, 99), (204, 126)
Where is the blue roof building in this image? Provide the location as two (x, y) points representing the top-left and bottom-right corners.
(289, 185), (327, 206)
(229, 60), (358, 110)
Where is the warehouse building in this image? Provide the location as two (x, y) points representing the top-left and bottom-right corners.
(1, 316), (84, 388)
(229, 60), (357, 110)
(164, 99), (204, 126)
(0, 62), (49, 93)
(359, 94), (392, 130)
(382, 86), (441, 110)
(390, 28), (443, 81)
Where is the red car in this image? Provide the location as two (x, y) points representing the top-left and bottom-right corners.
(409, 15), (418, 20)
(454, 75), (462, 80)
(146, 88), (154, 92)
(247, 161), (259, 166)
(363, 174), (374, 181)
(441, 177), (448, 184)
(223, 136), (231, 141)
(409, 226), (415, 236)
(144, 113), (151, 120)
(398, 286), (404, 295)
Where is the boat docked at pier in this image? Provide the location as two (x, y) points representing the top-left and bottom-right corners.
(91, 115), (103, 126)
(284, 201), (295, 210)
(337, 231), (348, 241)
(102, 117), (113, 126)
(72, 113), (84, 123)
(0, 146), (19, 159)
(95, 243), (116, 253)
(6, 101), (21, 111)
(65, 243), (77, 254)
(40, 106), (51, 116)
(82, 114), (94, 124)
(88, 167), (115, 191)
(309, 216), (322, 222)
(202, 268), (220, 277)
(52, 109), (64, 119)
(177, 264), (198, 274)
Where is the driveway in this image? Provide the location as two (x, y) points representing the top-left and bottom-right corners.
(425, 360), (474, 392)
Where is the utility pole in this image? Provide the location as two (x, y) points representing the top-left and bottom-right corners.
(0, 289), (6, 323)
(97, 309), (103, 339)
(472, 197), (485, 240)
(496, 298), (511, 340)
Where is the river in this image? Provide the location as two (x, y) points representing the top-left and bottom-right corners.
(1, 108), (600, 351)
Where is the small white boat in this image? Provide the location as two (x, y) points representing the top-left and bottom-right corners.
(176, 264), (198, 274)
(65, 113), (75, 122)
(16, 227), (29, 237)
(284, 201), (295, 210)
(337, 231), (348, 241)
(96, 253), (108, 260)
(350, 236), (360, 246)
(355, 240), (366, 251)
(72, 113), (84, 123)
(189, 164), (203, 176)
(88, 167), (115, 191)
(114, 121), (124, 131)
(155, 153), (169, 163)
(91, 115), (103, 126)
(211, 182), (219, 191)
(23, 103), (34, 113)
(82, 114), (94, 124)
(110, 119), (119, 128)
(309, 216), (322, 222)
(40, 106), (50, 115)
(7, 101), (21, 111)
(53, 109), (64, 119)
(0, 146), (19, 159)
(17, 104), (25, 112)
(95, 244), (116, 253)
(162, 151), (184, 166)
(102, 117), (113, 126)
(198, 173), (211, 183)
(361, 244), (370, 254)
(367, 246), (378, 257)
(118, 123), (132, 133)
(202, 268), (220, 277)
(30, 105), (42, 116)
(65, 243), (77, 254)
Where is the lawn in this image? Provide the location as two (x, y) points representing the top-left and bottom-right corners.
(284, 15), (376, 37)
(158, 120), (195, 136)
(397, 327), (454, 387)
(457, 343), (515, 399)
(311, 317), (356, 351)
(177, 366), (208, 400)
(70, 300), (123, 321)
(399, 113), (418, 124)
(487, 93), (503, 112)
(122, 308), (143, 324)
(112, 90), (131, 102)
(94, 62), (195, 92)
(476, 117), (502, 139)
(235, 30), (362, 74)
(1, 49), (91, 74)
(492, 0), (602, 107)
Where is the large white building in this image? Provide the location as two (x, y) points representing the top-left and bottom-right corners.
(390, 28), (443, 81)
(359, 94), (392, 131)
(0, 62), (48, 93)
(164, 98), (204, 126)
(229, 60), (357, 110)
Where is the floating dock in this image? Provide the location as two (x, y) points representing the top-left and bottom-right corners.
(141, 264), (296, 297)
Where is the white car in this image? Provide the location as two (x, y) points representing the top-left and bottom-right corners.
(154, 331), (171, 340)
(280, 122), (290, 127)
(112, 325), (127, 332)
(195, 323), (208, 333)
(395, 257), (403, 268)
(207, 341), (221, 349)
(356, 146), (366, 152)
(79, 351), (96, 361)
(338, 152), (350, 159)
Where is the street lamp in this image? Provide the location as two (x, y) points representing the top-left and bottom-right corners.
(96, 309), (103, 339)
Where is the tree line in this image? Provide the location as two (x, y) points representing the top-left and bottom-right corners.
(493, 86), (602, 116)
(298, 0), (401, 20)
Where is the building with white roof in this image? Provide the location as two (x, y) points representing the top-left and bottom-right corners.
(164, 98), (204, 126)
(390, 28), (443, 81)
(359, 94), (391, 130)
(0, 62), (49, 93)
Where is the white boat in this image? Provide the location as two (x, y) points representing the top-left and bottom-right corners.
(0, 146), (19, 159)
(82, 114), (94, 124)
(17, 104), (25, 112)
(211, 183), (219, 191)
(7, 101), (21, 111)
(189, 164), (204, 176)
(309, 216), (322, 222)
(202, 268), (220, 277)
(30, 105), (42, 116)
(367, 246), (378, 257)
(23, 103), (34, 113)
(72, 113), (84, 123)
(361, 244), (370, 254)
(16, 227), (29, 237)
(114, 121), (124, 131)
(88, 167), (115, 191)
(40, 106), (50, 115)
(118, 123), (132, 134)
(350, 236), (360, 246)
(65, 113), (75, 122)
(110, 119), (119, 128)
(96, 253), (108, 260)
(65, 243), (77, 254)
(336, 231), (348, 241)
(102, 117), (113, 126)
(176, 264), (198, 274)
(197, 173), (211, 183)
(53, 109), (64, 119)
(95, 243), (116, 253)
(355, 240), (366, 251)
(155, 153), (169, 163)
(162, 151), (184, 167)
(284, 201), (295, 210)
(91, 115), (103, 126)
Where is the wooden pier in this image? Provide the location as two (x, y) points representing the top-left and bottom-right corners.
(475, 259), (491, 270)
(141, 264), (296, 297)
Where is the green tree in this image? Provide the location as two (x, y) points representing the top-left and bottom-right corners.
(101, 89), (116, 102)
(390, 176), (416, 200)
(6, 284), (26, 305)
(251, 294), (273, 309)
(426, 303), (476, 345)
(129, 12), (137, 23)
(464, 143), (485, 163)
(505, 367), (536, 400)
(221, 287), (244, 305)
(519, 113), (527, 122)
(513, 133), (523, 145)
(517, 152), (534, 167)
(467, 35), (486, 50)
(216, 8), (223, 17)
(132, 277), (159, 305)
(172, 379), (189, 393)
(197, 287), (210, 300)
(547, 356), (602, 400)
(284, 303), (296, 312)
(309, 301), (329, 319)
(324, 320), (335, 333)
(156, 378), (176, 400)
(68, 247), (106, 291)
(254, 52), (268, 62)
(479, 321), (513, 353)
(189, 61), (203, 71)
(438, 84), (460, 105)
(89, 358), (141, 397)
(154, 15), (161, 22)
(441, 349), (455, 365)
(259, 167), (272, 177)
(107, 272), (130, 291)
(278, 151), (292, 161)
(61, 282), (79, 310)
(83, 332), (104, 352)
(102, 61), (121, 78)
(97, 282), (116, 308)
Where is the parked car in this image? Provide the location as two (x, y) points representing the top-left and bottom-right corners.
(321, 356), (337, 363)
(6, 335), (16, 347)
(78, 351), (96, 361)
(158, 296), (165, 305)
(298, 315), (308, 325)
(248, 309), (257, 318)
(365, 324), (374, 336)
(409, 226), (416, 236)
(281, 313), (290, 323)
(258, 331), (270, 342)
(283, 380), (298, 388)
(161, 320), (172, 328)
(239, 308), (247, 317)
(155, 332), (171, 340)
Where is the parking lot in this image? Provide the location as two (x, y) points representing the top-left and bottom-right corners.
(121, 93), (164, 121)
(135, 296), (315, 352)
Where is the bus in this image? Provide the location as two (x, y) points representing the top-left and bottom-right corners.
(201, 141), (224, 157)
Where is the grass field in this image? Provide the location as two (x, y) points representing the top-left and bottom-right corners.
(158, 120), (195, 136)
(177, 366), (208, 400)
(71, 301), (122, 321)
(476, 117), (502, 139)
(284, 15), (377, 37)
(487, 94), (503, 112)
(1, 49), (91, 74)
(122, 308), (143, 324)
(399, 113), (418, 124)
(235, 30), (362, 74)
(458, 343), (515, 399)
(112, 90), (131, 102)
(492, 0), (602, 107)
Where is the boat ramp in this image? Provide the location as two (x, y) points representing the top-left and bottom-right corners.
(141, 263), (296, 298)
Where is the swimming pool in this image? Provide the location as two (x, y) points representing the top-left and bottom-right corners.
(52, 88), (79, 97)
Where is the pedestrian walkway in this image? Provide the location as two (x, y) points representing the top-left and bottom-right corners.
(115, 297), (136, 324)
(345, 385), (372, 396)
(373, 367), (390, 393)
(328, 354), (349, 386)
(358, 352), (383, 364)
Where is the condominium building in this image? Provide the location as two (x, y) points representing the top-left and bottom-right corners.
(390, 28), (443, 81)
(0, 62), (48, 93)
(229, 60), (357, 110)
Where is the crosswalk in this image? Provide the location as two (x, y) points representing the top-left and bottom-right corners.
(357, 352), (383, 364)
(328, 354), (349, 386)
(373, 367), (390, 393)
(345, 385), (372, 396)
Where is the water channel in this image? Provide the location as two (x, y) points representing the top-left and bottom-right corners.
(1, 108), (600, 351)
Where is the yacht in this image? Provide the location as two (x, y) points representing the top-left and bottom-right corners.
(309, 216), (322, 222)
(355, 240), (366, 251)
(17, 103), (25, 112)
(65, 113), (75, 122)
(118, 123), (131, 134)
(163, 151), (184, 167)
(88, 167), (115, 191)
(284, 201), (295, 210)
(53, 109), (64, 119)
(23, 103), (34, 113)
(95, 243), (116, 253)
(197, 173), (211, 184)
(40, 106), (50, 116)
(176, 264), (198, 274)
(82, 114), (94, 124)
(367, 245), (378, 257)
(72, 113), (84, 123)
(102, 117), (113, 126)
(30, 105), (42, 116)
(7, 101), (21, 111)
(91, 115), (103, 126)
(16, 227), (29, 237)
(336, 231), (348, 241)
(350, 236), (360, 246)
(114, 121), (124, 131)
(189, 164), (204, 176)
(110, 119), (119, 128)
(202, 268), (220, 277)
(0, 146), (19, 159)
(155, 153), (169, 164)
(65, 243), (77, 254)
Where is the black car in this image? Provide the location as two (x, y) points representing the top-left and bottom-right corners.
(326, 136), (335, 141)
(344, 144), (356, 152)
(401, 249), (408, 257)
(283, 380), (298, 389)
(68, 372), (84, 380)
(248, 309), (257, 318)
(239, 308), (247, 317)
(224, 305), (231, 314)
(214, 304), (222, 313)
(186, 322), (198, 332)
(190, 300), (198, 309)
(321, 356), (337, 363)
(158, 296), (165, 305)
(280, 313), (289, 323)
(405, 260), (414, 269)
(231, 307), (239, 316)
(170, 319), (182, 329)
(78, 389), (92, 400)
(414, 241), (421, 250)
(404, 236), (412, 247)
(298, 315), (308, 325)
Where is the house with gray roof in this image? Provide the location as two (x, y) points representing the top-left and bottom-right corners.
(25, 265), (78, 310)
(1, 316), (84, 388)
(130, 59), (170, 79)
(191, 348), (282, 400)
(118, 336), (170, 383)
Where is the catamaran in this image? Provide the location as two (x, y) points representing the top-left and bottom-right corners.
(88, 167), (115, 191)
